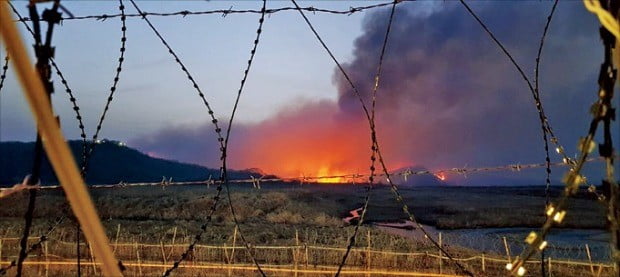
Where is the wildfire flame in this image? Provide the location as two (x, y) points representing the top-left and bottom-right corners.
(434, 173), (446, 181)
(312, 166), (347, 183)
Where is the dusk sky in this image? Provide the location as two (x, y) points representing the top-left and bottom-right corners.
(1, 1), (618, 184)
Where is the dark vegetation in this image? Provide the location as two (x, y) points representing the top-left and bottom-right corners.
(0, 140), (266, 185)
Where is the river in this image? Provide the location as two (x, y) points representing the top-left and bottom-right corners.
(374, 221), (612, 262)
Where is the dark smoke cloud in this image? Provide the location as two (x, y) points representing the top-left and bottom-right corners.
(131, 2), (614, 184)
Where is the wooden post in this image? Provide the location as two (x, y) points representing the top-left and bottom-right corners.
(167, 226), (178, 260)
(88, 243), (98, 275)
(481, 253), (485, 272)
(44, 241), (49, 277)
(304, 244), (309, 268)
(160, 240), (167, 265)
(503, 236), (512, 263)
(438, 232), (443, 274)
(135, 241), (142, 275)
(548, 257), (552, 277)
(586, 244), (595, 276)
(113, 224), (121, 254)
(294, 229), (299, 277)
(230, 226), (238, 264)
(366, 230), (371, 277)
(0, 238), (3, 265)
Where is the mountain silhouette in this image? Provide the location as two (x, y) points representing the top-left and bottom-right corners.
(0, 140), (263, 186)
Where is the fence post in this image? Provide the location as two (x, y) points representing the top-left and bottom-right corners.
(366, 230), (371, 277)
(586, 243), (595, 276)
(160, 240), (167, 265)
(113, 224), (121, 254)
(135, 241), (142, 276)
(548, 257), (552, 277)
(88, 243), (97, 275)
(230, 226), (238, 267)
(294, 229), (299, 277)
(481, 253), (485, 273)
(167, 226), (178, 260)
(304, 243), (309, 268)
(503, 236), (512, 263)
(439, 232), (443, 274)
(45, 241), (49, 277)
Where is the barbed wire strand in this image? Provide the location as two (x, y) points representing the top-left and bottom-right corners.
(335, 1), (397, 276)
(80, 0), (127, 176)
(1, 157), (609, 195)
(219, 0), (268, 276)
(15, 2), (62, 276)
(533, 0), (559, 276)
(121, 1), (235, 275)
(6, 2), (87, 145)
(0, 215), (66, 275)
(13, 1), (409, 22)
(289, 1), (474, 276)
(508, 5), (618, 274)
(3, 3), (91, 276)
(0, 54), (8, 93)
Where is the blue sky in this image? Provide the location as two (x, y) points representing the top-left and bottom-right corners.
(1, 1), (436, 141)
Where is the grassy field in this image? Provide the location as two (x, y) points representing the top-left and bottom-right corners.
(0, 183), (606, 240)
(0, 183), (612, 276)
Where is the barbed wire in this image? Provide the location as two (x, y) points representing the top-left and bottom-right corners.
(4, 3), (90, 276)
(120, 1), (235, 275)
(12, 1), (408, 23)
(7, 1), (88, 145)
(79, 0), (128, 177)
(335, 0), (397, 276)
(289, 1), (474, 275)
(0, 215), (66, 275)
(13, 2), (63, 276)
(217, 0), (268, 275)
(0, 54), (8, 94)
(0, 157), (607, 195)
(534, 1), (559, 275)
(507, 3), (618, 274)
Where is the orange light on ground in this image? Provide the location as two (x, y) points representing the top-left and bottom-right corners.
(314, 166), (347, 183)
(434, 173), (446, 181)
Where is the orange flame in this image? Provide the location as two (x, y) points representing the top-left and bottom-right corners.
(434, 173), (446, 181)
(314, 166), (347, 183)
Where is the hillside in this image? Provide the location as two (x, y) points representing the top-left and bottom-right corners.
(0, 140), (263, 186)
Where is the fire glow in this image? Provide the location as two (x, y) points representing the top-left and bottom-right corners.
(228, 101), (404, 184)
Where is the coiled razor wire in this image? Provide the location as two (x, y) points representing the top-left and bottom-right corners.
(534, 1), (559, 275)
(290, 0), (474, 276)
(335, 1), (397, 276)
(218, 0), (269, 276)
(13, 1), (409, 22)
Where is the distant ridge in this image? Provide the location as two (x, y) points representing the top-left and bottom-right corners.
(0, 140), (263, 186)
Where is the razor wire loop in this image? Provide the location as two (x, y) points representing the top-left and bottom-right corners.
(218, 0), (268, 275)
(336, 1), (397, 274)
(6, 3), (85, 145)
(13, 1), (407, 22)
(508, 4), (618, 275)
(459, 0), (605, 200)
(128, 0), (268, 274)
(0, 53), (8, 94)
(289, 1), (474, 276)
(80, 0), (127, 177)
(14, 2), (62, 276)
(4, 4), (90, 276)
(0, 214), (65, 276)
(535, 1), (559, 270)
